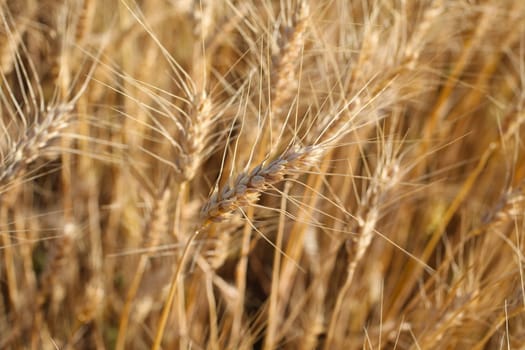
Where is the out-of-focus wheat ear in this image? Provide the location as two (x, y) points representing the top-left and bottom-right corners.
(167, 10), (217, 343)
(75, 0), (95, 44)
(324, 147), (402, 349)
(0, 104), (73, 191)
(176, 91), (214, 182)
(76, 276), (104, 325)
(37, 223), (77, 309)
(0, 0), (37, 74)
(202, 224), (235, 269)
(175, 2), (215, 182)
(403, 1), (444, 68)
(464, 180), (525, 242)
(175, 2), (218, 184)
(268, 0), (309, 143)
(200, 144), (322, 224)
(190, 0), (214, 88)
(13, 204), (38, 308)
(115, 185), (171, 350)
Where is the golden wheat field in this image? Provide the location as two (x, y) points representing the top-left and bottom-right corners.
(1, 0), (525, 349)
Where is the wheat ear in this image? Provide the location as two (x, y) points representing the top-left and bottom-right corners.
(75, 0), (95, 44)
(270, 0), (309, 121)
(201, 145), (322, 224)
(324, 150), (401, 349)
(0, 104), (73, 190)
(175, 91), (214, 182)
